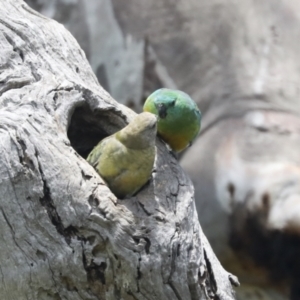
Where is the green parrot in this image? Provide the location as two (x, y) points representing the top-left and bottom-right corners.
(87, 112), (157, 199)
(143, 88), (201, 153)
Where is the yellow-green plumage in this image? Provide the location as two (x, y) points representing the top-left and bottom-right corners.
(87, 112), (157, 199)
(143, 88), (201, 152)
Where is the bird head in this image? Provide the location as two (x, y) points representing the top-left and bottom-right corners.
(144, 88), (180, 120)
(143, 88), (201, 152)
(117, 112), (157, 149)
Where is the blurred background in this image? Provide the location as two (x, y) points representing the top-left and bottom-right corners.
(25, 1), (300, 299)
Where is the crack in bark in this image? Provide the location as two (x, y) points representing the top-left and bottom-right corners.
(136, 254), (142, 292)
(203, 250), (217, 299)
(107, 252), (122, 299)
(28, 61), (41, 81)
(0, 19), (27, 42)
(132, 236), (151, 254)
(35, 149), (78, 245)
(164, 226), (183, 300)
(168, 281), (183, 300)
(138, 201), (151, 216)
(81, 169), (93, 180)
(0, 76), (32, 97)
(3, 31), (25, 62)
(82, 248), (107, 285)
(15, 135), (35, 170)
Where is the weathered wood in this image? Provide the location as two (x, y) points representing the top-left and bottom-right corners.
(0, 1), (237, 299)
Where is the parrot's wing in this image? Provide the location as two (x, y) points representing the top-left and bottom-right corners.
(86, 135), (125, 178)
(86, 138), (109, 168)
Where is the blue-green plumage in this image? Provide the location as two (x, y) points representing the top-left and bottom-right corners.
(143, 88), (201, 152)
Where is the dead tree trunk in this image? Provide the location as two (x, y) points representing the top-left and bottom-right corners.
(0, 1), (238, 299)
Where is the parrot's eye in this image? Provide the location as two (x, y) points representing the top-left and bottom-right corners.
(170, 99), (176, 106)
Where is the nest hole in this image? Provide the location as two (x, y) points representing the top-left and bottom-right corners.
(67, 103), (126, 158)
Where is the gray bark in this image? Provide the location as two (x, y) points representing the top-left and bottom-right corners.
(0, 1), (237, 299)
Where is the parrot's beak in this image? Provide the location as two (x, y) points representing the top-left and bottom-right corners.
(156, 103), (167, 119)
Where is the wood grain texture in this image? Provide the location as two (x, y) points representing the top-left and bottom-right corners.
(0, 1), (237, 299)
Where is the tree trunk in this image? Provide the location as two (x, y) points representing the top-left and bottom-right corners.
(0, 1), (237, 299)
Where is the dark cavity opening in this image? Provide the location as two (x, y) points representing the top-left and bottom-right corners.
(67, 103), (126, 158)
